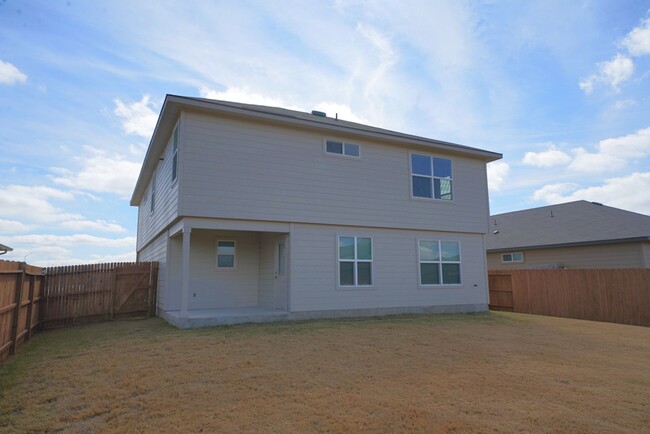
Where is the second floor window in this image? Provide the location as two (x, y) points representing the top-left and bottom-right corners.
(171, 126), (179, 182)
(411, 153), (453, 200)
(326, 140), (360, 158)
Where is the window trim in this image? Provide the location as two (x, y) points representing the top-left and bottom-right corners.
(501, 252), (524, 263)
(324, 139), (361, 159)
(216, 240), (237, 271)
(417, 239), (462, 287)
(337, 235), (374, 289)
(409, 152), (454, 202)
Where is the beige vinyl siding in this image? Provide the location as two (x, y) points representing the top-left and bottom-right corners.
(289, 223), (488, 312)
(188, 230), (260, 309)
(136, 124), (180, 252)
(642, 242), (650, 267)
(138, 232), (168, 311)
(258, 233), (276, 309)
(487, 242), (647, 270)
(179, 112), (490, 235)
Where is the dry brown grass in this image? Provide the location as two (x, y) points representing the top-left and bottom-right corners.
(1, 312), (649, 433)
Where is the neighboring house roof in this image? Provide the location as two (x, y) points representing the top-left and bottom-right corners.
(0, 243), (13, 255)
(486, 201), (650, 252)
(131, 95), (502, 206)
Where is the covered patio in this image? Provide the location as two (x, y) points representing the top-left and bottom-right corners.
(161, 218), (291, 322)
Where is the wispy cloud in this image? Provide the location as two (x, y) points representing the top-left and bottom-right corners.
(3, 234), (136, 248)
(579, 54), (634, 94)
(0, 59), (27, 85)
(622, 17), (650, 56)
(114, 95), (158, 138)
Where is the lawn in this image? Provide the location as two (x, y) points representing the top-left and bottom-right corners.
(1, 312), (648, 433)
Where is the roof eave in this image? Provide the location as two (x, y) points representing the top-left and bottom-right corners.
(486, 236), (650, 252)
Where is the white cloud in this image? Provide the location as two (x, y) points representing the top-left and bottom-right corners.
(532, 183), (577, 203)
(566, 127), (650, 173)
(0, 59), (27, 85)
(114, 95), (159, 138)
(3, 234), (136, 249)
(487, 161), (510, 192)
(0, 185), (81, 224)
(579, 54), (634, 94)
(59, 219), (126, 233)
(52, 147), (141, 198)
(597, 126), (650, 158)
(532, 172), (650, 215)
(522, 144), (571, 167)
(0, 219), (35, 233)
(200, 86), (370, 124)
(622, 17), (650, 56)
(199, 86), (303, 110)
(568, 147), (627, 173)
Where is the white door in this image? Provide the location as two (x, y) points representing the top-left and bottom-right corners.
(274, 236), (289, 310)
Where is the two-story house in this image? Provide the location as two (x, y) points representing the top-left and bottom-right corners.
(131, 95), (502, 328)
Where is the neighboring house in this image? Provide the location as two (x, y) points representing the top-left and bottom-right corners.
(0, 243), (12, 256)
(486, 201), (650, 270)
(131, 95), (501, 328)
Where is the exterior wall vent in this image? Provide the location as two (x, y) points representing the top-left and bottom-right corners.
(311, 110), (327, 117)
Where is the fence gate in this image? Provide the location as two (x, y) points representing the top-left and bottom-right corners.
(113, 264), (156, 317)
(488, 271), (513, 311)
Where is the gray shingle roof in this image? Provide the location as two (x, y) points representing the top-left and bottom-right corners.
(486, 201), (650, 251)
(0, 243), (13, 253)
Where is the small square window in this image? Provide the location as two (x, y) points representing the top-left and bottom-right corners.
(217, 240), (236, 269)
(502, 252), (524, 263)
(326, 140), (361, 158)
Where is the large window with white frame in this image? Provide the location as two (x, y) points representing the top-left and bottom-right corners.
(338, 236), (372, 287)
(216, 240), (236, 269)
(411, 153), (453, 200)
(325, 139), (360, 158)
(171, 126), (179, 182)
(501, 252), (524, 263)
(418, 240), (462, 285)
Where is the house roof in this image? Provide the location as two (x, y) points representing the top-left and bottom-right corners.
(131, 94), (502, 205)
(486, 201), (650, 252)
(0, 243), (13, 254)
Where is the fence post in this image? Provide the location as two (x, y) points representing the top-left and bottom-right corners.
(9, 262), (26, 356)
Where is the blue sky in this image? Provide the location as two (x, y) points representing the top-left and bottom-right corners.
(1, 1), (649, 266)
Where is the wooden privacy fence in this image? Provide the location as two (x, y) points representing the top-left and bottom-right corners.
(41, 262), (158, 329)
(488, 269), (650, 327)
(0, 260), (43, 362)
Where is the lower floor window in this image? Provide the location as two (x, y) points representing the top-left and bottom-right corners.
(502, 252), (524, 263)
(419, 240), (461, 285)
(217, 240), (236, 269)
(339, 236), (372, 286)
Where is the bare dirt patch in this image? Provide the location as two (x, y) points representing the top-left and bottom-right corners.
(1, 312), (648, 433)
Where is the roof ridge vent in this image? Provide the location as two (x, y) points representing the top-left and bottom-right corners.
(311, 110), (327, 117)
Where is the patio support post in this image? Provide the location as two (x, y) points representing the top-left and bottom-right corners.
(180, 225), (191, 318)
